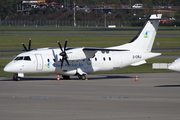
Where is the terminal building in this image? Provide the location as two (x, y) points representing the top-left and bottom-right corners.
(17, 0), (46, 15)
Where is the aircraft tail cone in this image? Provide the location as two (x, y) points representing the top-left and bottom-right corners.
(57, 74), (60, 81)
(135, 74), (138, 82)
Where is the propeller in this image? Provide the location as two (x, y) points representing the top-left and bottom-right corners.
(57, 40), (70, 69)
(22, 38), (31, 51)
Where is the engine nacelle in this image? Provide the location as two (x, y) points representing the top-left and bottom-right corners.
(66, 48), (95, 60)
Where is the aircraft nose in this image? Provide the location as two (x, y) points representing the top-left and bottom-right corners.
(168, 63), (179, 72)
(3, 60), (15, 73)
(4, 64), (11, 72)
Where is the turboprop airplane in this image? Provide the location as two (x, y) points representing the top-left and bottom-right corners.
(168, 57), (180, 72)
(4, 14), (162, 81)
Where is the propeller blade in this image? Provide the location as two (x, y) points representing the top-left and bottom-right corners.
(28, 38), (31, 51)
(64, 57), (71, 68)
(58, 40), (70, 69)
(22, 43), (28, 51)
(57, 41), (63, 52)
(60, 56), (64, 69)
(64, 40), (67, 51)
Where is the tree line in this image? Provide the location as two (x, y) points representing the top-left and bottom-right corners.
(1, 0), (180, 21)
(46, 0), (180, 6)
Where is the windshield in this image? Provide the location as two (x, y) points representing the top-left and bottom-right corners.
(15, 56), (23, 60)
(14, 56), (31, 61)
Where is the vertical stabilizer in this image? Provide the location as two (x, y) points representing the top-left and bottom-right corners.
(115, 14), (162, 52)
(130, 14), (162, 52)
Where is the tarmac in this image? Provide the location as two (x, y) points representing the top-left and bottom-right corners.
(0, 73), (180, 120)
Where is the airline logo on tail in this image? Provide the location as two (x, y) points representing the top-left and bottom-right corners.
(144, 31), (150, 38)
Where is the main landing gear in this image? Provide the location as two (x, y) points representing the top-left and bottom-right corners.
(78, 74), (87, 80)
(62, 75), (88, 80)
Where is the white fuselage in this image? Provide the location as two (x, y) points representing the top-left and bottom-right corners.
(4, 47), (159, 76)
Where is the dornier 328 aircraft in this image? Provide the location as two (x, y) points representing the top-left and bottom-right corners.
(4, 14), (162, 81)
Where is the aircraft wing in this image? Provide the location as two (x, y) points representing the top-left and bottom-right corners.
(83, 47), (128, 58)
(83, 48), (128, 51)
(66, 47), (129, 51)
(65, 47), (129, 60)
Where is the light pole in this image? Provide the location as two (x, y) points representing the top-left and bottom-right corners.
(74, 1), (76, 27)
(64, 0), (66, 7)
(102, 2), (104, 13)
(105, 14), (107, 27)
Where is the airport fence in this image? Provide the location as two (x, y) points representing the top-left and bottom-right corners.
(0, 20), (132, 27)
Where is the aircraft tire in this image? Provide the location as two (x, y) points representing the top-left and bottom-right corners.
(17, 77), (21, 81)
(78, 75), (86, 80)
(82, 75), (86, 80)
(13, 75), (21, 81)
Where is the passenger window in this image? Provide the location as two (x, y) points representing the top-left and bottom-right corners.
(15, 56), (23, 61)
(24, 56), (31, 61)
(103, 57), (105, 61)
(109, 57), (111, 61)
(95, 58), (97, 61)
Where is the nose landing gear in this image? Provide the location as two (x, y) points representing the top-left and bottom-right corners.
(12, 73), (24, 81)
(13, 74), (21, 81)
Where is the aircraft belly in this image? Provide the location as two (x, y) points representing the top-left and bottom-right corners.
(92, 60), (114, 72)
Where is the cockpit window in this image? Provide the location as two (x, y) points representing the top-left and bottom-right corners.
(15, 56), (23, 61)
(24, 56), (31, 61)
(14, 56), (31, 61)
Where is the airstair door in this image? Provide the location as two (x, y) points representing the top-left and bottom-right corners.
(35, 54), (43, 71)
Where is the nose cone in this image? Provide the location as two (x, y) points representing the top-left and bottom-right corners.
(168, 58), (180, 72)
(168, 64), (180, 72)
(4, 61), (15, 73)
(168, 64), (176, 71)
(4, 65), (10, 72)
(4, 62), (12, 73)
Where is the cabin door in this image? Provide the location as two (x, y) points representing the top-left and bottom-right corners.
(35, 54), (43, 71)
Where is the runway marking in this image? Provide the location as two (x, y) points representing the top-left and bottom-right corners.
(7, 96), (144, 100)
(10, 96), (69, 99)
(95, 97), (144, 99)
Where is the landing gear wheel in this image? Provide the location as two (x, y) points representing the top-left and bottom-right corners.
(82, 75), (86, 80)
(13, 74), (21, 81)
(17, 77), (21, 81)
(78, 75), (87, 80)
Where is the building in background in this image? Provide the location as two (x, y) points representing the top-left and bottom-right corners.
(17, 0), (46, 15)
